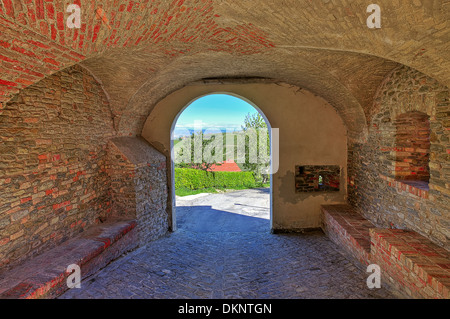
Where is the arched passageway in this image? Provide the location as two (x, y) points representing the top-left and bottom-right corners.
(169, 93), (274, 232)
(141, 82), (348, 234)
(0, 1), (448, 300)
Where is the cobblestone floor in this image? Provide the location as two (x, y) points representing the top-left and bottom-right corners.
(60, 190), (395, 299)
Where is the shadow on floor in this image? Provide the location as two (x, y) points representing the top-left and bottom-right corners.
(176, 205), (270, 233)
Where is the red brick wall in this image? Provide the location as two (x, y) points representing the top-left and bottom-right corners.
(0, 65), (116, 271)
(0, 0), (275, 106)
(394, 111), (430, 182)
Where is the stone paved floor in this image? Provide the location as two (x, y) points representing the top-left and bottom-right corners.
(60, 189), (395, 299)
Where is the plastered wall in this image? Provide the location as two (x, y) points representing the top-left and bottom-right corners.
(141, 82), (348, 231)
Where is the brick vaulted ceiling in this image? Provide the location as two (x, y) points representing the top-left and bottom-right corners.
(0, 0), (449, 141)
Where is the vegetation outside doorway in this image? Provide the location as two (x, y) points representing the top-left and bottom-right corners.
(170, 93), (274, 232)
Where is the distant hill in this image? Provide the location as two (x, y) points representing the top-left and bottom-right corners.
(173, 127), (242, 139)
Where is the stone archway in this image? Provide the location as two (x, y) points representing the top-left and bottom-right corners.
(141, 80), (348, 234)
(168, 92), (276, 232)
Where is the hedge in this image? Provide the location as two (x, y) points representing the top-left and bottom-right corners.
(174, 168), (256, 190)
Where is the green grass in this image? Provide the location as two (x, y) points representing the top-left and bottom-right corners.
(175, 187), (219, 197)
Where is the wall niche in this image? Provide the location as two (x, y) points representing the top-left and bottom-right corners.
(295, 165), (340, 193)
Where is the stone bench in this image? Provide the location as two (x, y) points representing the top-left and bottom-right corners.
(0, 219), (138, 299)
(321, 204), (374, 266)
(321, 204), (450, 299)
(370, 228), (450, 299)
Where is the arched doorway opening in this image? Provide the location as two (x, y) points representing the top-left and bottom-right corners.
(169, 93), (275, 233)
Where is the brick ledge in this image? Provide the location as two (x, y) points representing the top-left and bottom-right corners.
(380, 174), (429, 199)
(370, 228), (450, 299)
(321, 204), (450, 299)
(321, 204), (373, 266)
(0, 219), (137, 299)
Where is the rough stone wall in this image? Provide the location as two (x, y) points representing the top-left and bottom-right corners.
(348, 65), (449, 249)
(135, 163), (169, 243)
(107, 137), (169, 245)
(107, 141), (137, 219)
(0, 65), (116, 271)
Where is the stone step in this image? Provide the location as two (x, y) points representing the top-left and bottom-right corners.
(370, 228), (450, 299)
(0, 219), (138, 299)
(321, 204), (450, 299)
(321, 204), (374, 266)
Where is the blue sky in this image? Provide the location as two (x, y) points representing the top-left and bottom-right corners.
(173, 94), (260, 137)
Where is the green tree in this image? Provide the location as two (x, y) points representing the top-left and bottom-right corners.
(241, 112), (270, 183)
(174, 130), (223, 172)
